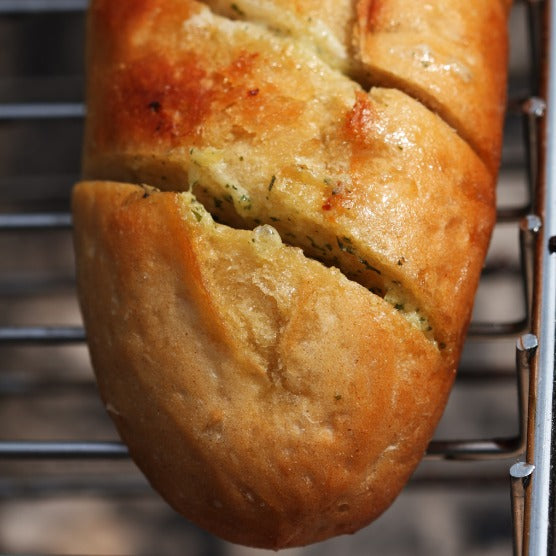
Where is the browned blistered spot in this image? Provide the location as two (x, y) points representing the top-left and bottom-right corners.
(95, 54), (213, 149)
(344, 91), (378, 147)
(321, 183), (354, 215)
(93, 48), (267, 151)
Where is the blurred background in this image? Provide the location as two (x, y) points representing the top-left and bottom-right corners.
(0, 1), (538, 554)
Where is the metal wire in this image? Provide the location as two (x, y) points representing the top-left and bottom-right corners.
(0, 441), (128, 459)
(0, 103), (84, 120)
(0, 326), (85, 343)
(0, 0), (88, 12)
(521, 0), (556, 552)
(0, 213), (72, 229)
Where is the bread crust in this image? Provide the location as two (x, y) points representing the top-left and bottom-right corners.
(353, 0), (509, 173)
(199, 0), (510, 172)
(75, 0), (510, 548)
(73, 181), (454, 548)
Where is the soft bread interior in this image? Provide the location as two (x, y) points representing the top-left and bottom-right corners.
(73, 180), (453, 548)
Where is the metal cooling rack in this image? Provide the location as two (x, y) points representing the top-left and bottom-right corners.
(0, 1), (552, 554)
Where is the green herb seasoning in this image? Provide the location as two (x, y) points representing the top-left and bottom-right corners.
(336, 237), (354, 254)
(191, 209), (203, 222)
(306, 235), (326, 253)
(359, 257), (381, 274)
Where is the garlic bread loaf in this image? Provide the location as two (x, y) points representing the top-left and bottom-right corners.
(74, 0), (510, 548)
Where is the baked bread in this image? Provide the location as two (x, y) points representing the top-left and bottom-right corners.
(74, 0), (510, 548)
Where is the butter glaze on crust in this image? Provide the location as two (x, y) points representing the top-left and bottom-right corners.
(73, 181), (453, 548)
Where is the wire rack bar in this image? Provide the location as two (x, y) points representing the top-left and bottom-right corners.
(0, 326), (85, 343)
(0, 0), (522, 15)
(511, 462), (536, 556)
(0, 103), (85, 120)
(0, 0), (87, 12)
(0, 206), (534, 232)
(498, 206), (533, 222)
(0, 441), (128, 459)
(467, 320), (528, 338)
(0, 473), (516, 501)
(524, 0), (556, 550)
(0, 213), (72, 229)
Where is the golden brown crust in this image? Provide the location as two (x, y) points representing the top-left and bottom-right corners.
(75, 0), (509, 548)
(73, 181), (454, 548)
(353, 0), (509, 173)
